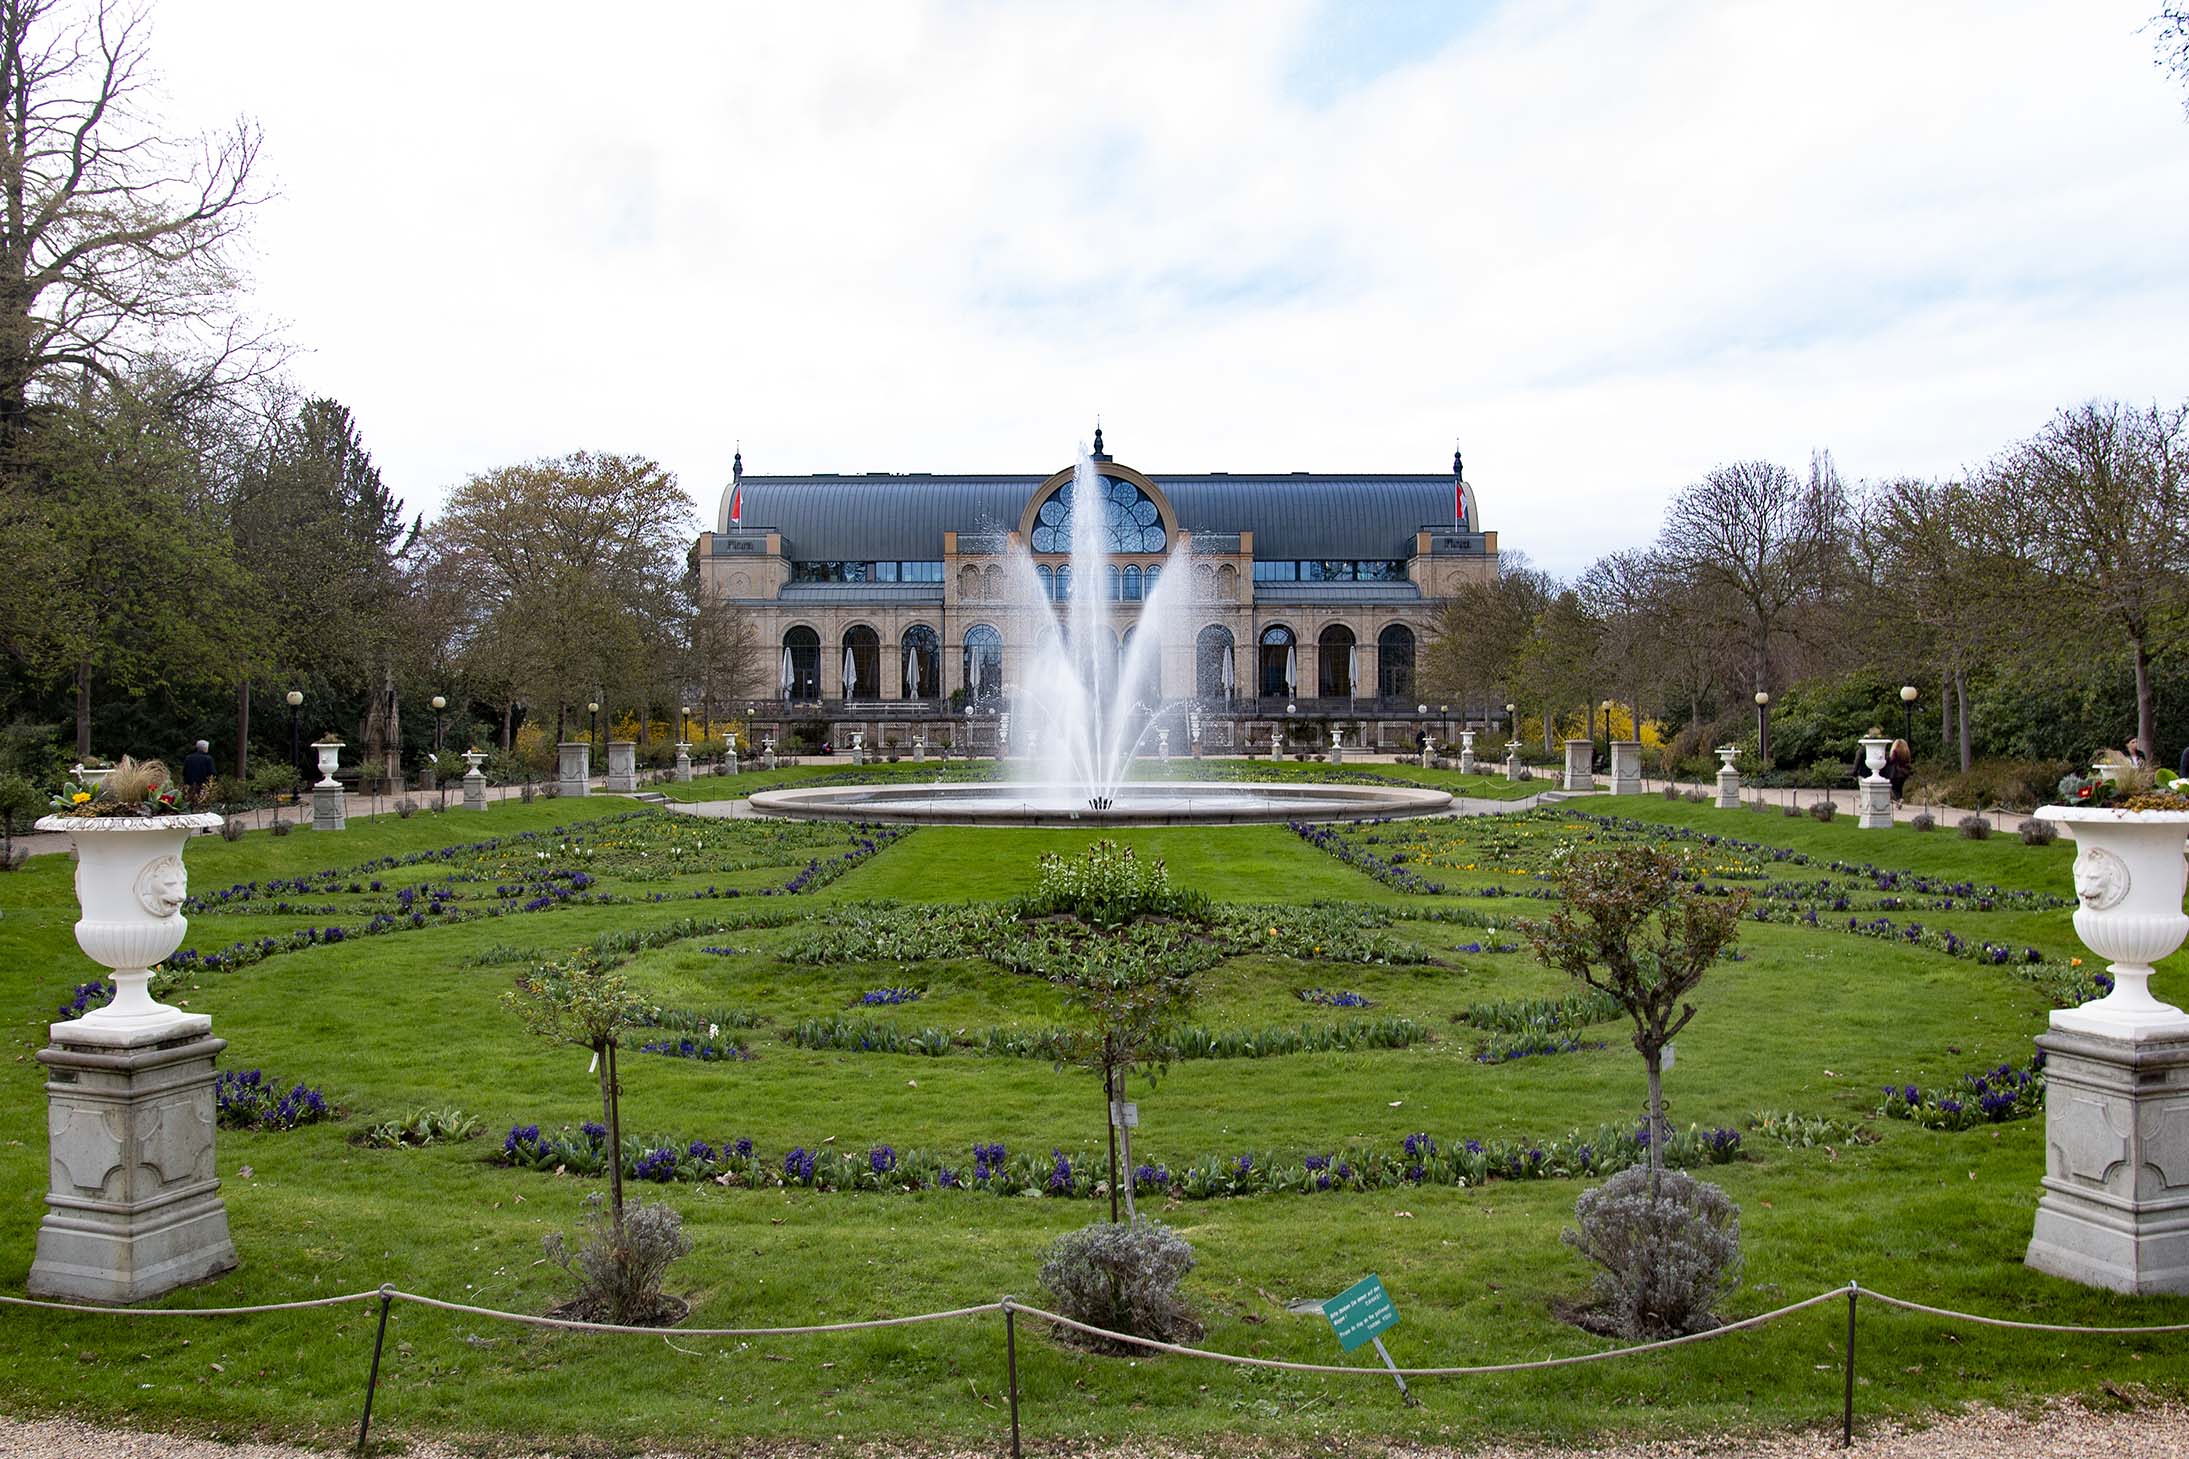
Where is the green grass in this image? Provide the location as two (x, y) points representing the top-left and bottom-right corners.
(0, 794), (2183, 1452)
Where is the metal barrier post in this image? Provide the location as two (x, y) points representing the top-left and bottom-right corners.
(1004, 1298), (1022, 1459)
(356, 1285), (395, 1455)
(1842, 1280), (1858, 1448)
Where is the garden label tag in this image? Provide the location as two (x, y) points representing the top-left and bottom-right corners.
(1325, 1274), (1417, 1405)
(1109, 1100), (1138, 1128)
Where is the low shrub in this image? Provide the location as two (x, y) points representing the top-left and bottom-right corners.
(1682, 789), (1707, 803)
(1781, 803), (1803, 818)
(1564, 1166), (1741, 1338)
(1661, 784), (1680, 800)
(1807, 800), (1838, 822)
(268, 818), (293, 837)
(1036, 1217), (1202, 1350)
(395, 797), (419, 819)
(219, 817), (246, 842)
(543, 1193), (690, 1326)
(1958, 815), (1993, 841)
(2020, 818), (2059, 846)
(1909, 811), (1935, 832)
(359, 1108), (482, 1148)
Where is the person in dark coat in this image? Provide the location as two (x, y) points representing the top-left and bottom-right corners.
(181, 739), (216, 797)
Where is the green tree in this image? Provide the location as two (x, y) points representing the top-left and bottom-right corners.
(1525, 846), (1747, 1191)
(1057, 942), (1194, 1222)
(506, 951), (647, 1228)
(1422, 555), (1553, 729)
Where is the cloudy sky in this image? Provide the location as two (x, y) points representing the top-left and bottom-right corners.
(151, 0), (2189, 576)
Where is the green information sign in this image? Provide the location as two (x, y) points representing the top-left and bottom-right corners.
(1324, 1273), (1399, 1352)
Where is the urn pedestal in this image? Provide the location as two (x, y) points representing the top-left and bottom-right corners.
(1562, 739), (1593, 793)
(604, 741), (637, 793)
(849, 732), (866, 768)
(557, 742), (591, 798)
(674, 743), (693, 783)
(1504, 741), (1522, 782)
(1327, 730), (1344, 767)
(309, 740), (345, 831)
(1714, 746), (1741, 810)
(2024, 808), (2189, 1294)
(461, 751), (489, 812)
(1157, 730), (1170, 763)
(1857, 737), (1894, 829)
(1458, 731), (1476, 776)
(760, 737), (778, 772)
(1609, 740), (1642, 797)
(27, 814), (237, 1302)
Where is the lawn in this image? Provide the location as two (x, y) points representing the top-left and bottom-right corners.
(0, 790), (2183, 1454)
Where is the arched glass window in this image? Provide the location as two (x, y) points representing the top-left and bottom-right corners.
(1107, 564), (1122, 600)
(782, 626), (821, 700)
(963, 625), (1003, 701)
(1119, 626), (1159, 704)
(1259, 624), (1296, 699)
(1144, 564), (1160, 596)
(1378, 624), (1416, 701)
(1318, 624), (1357, 699)
(1037, 564), (1054, 600)
(841, 626), (881, 700)
(1056, 564), (1072, 600)
(1196, 625), (1236, 700)
(1123, 565), (1143, 601)
(1030, 473), (1168, 554)
(901, 624), (940, 700)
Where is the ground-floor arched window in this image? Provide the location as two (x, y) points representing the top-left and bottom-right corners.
(963, 624), (1003, 701)
(1259, 624), (1296, 699)
(1319, 624), (1356, 698)
(1196, 625), (1236, 699)
(782, 626), (820, 700)
(1378, 624), (1415, 701)
(842, 625), (880, 699)
(901, 624), (940, 699)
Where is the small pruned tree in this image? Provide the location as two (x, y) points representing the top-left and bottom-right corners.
(1056, 942), (1195, 1223)
(1525, 846), (1747, 1191)
(506, 951), (647, 1227)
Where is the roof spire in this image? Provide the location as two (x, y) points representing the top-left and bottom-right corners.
(1092, 416), (1106, 460)
(733, 442), (743, 479)
(1453, 438), (1463, 480)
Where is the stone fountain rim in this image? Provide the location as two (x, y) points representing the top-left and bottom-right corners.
(745, 780), (1454, 828)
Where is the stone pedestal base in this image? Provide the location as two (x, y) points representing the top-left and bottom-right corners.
(311, 785), (345, 831)
(2026, 1028), (2189, 1294)
(1458, 751), (1475, 775)
(1609, 741), (1642, 797)
(30, 1030), (238, 1303)
(674, 756), (692, 783)
(462, 772), (487, 811)
(1858, 776), (1892, 829)
(761, 754), (778, 771)
(604, 742), (637, 794)
(913, 743), (926, 763)
(1562, 741), (1593, 793)
(1716, 767), (1740, 809)
(1505, 756), (1521, 782)
(1327, 746), (1344, 766)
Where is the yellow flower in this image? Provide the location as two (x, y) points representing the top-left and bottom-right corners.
(2070, 957), (2083, 968)
(70, 791), (90, 804)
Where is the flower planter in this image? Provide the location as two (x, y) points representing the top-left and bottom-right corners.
(1857, 736), (1894, 829)
(1715, 745), (1741, 809)
(2031, 806), (2189, 1040)
(33, 813), (225, 1044)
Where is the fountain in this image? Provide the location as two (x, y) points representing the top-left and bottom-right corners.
(750, 445), (1450, 827)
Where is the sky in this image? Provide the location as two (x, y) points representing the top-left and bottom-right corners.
(146, 0), (2189, 577)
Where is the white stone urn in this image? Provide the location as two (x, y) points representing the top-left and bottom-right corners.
(1859, 737), (1891, 779)
(310, 740), (344, 788)
(461, 750), (488, 775)
(33, 813), (225, 1045)
(2033, 806), (2189, 1040)
(1157, 729), (1170, 762)
(1716, 745), (1740, 770)
(72, 763), (114, 791)
(1459, 730), (1475, 754)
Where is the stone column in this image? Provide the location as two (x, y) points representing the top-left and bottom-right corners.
(2027, 1028), (2189, 1293)
(27, 812), (237, 1302)
(1714, 746), (1741, 808)
(674, 743), (693, 783)
(1857, 736), (1893, 829)
(604, 740), (637, 793)
(558, 741), (591, 797)
(1609, 740), (1642, 796)
(1458, 730), (1476, 776)
(1562, 739), (1594, 792)
(309, 740), (346, 831)
(461, 751), (488, 811)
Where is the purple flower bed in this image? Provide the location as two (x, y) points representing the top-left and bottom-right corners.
(216, 1069), (334, 1131)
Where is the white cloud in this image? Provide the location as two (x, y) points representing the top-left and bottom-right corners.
(145, 0), (2189, 574)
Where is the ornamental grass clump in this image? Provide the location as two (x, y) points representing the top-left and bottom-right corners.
(1035, 1216), (1202, 1351)
(49, 755), (192, 817)
(1564, 1165), (1740, 1339)
(543, 1192), (690, 1327)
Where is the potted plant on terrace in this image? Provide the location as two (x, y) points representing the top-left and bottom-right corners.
(35, 757), (223, 1041)
(2035, 767), (2189, 1039)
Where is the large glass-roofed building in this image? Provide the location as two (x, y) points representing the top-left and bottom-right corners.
(693, 430), (1498, 750)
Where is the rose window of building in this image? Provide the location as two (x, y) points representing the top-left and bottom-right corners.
(1029, 475), (1166, 554)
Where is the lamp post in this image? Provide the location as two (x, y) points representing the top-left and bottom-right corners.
(1599, 698), (1614, 772)
(1900, 684), (1918, 746)
(587, 701), (600, 758)
(285, 690), (304, 801)
(430, 695), (446, 753)
(680, 704), (692, 744)
(1755, 690), (1771, 766)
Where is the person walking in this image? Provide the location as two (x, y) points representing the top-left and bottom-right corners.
(181, 739), (216, 796)
(1884, 738), (1913, 807)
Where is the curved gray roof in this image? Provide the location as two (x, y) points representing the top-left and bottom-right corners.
(715, 470), (1469, 559)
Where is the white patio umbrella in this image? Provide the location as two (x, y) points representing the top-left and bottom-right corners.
(1348, 643), (1359, 701)
(904, 644), (920, 698)
(779, 646), (793, 698)
(1284, 643), (1297, 698)
(842, 646), (858, 699)
(1220, 643), (1236, 699)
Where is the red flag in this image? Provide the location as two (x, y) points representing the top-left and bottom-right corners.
(729, 480), (742, 525)
(1454, 477), (1466, 527)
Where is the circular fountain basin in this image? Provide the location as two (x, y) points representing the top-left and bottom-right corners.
(746, 781), (1453, 827)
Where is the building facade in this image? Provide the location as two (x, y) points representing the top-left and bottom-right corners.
(692, 433), (1498, 751)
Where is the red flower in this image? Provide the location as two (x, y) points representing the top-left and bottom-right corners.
(2076, 786), (2092, 799)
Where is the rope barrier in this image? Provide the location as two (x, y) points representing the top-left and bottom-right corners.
(1860, 1288), (2189, 1335)
(385, 1289), (1005, 1338)
(0, 1289), (381, 1317)
(1003, 1287), (1849, 1377)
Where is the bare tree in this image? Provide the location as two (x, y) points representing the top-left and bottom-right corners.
(1422, 554), (1554, 726)
(0, 0), (272, 446)
(1657, 456), (1847, 761)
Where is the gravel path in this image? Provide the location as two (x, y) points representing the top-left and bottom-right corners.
(4, 1398), (2185, 1458)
